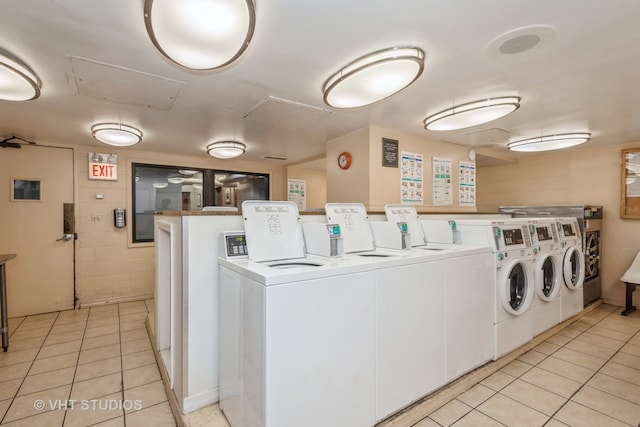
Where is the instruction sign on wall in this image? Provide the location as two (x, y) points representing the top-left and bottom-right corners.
(432, 157), (452, 206)
(459, 161), (476, 206)
(401, 151), (423, 204)
(382, 138), (399, 167)
(288, 179), (306, 211)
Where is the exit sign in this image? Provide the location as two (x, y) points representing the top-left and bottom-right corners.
(88, 153), (118, 181)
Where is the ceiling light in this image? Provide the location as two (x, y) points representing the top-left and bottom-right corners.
(153, 182), (168, 189)
(424, 97), (521, 131)
(0, 49), (41, 101)
(91, 123), (143, 147)
(206, 141), (246, 159)
(322, 46), (425, 109)
(508, 133), (591, 152)
(144, 0), (256, 70)
(178, 169), (199, 176)
(168, 176), (184, 184)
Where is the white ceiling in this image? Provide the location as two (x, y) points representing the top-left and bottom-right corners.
(2, 0), (640, 166)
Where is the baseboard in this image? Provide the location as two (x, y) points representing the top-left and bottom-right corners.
(182, 389), (219, 414)
(79, 293), (154, 308)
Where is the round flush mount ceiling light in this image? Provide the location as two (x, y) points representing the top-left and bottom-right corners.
(424, 96), (520, 131)
(144, 0), (256, 70)
(91, 123), (143, 147)
(206, 141), (246, 159)
(0, 49), (41, 101)
(508, 133), (591, 152)
(167, 176), (185, 184)
(322, 46), (425, 109)
(178, 169), (199, 176)
(487, 25), (557, 60)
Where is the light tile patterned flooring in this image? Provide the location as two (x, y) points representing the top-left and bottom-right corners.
(0, 300), (175, 426)
(414, 303), (640, 427)
(2, 302), (640, 427)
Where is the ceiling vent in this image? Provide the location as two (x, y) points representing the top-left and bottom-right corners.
(70, 56), (185, 110)
(444, 128), (519, 147)
(244, 96), (332, 132)
(261, 155), (287, 161)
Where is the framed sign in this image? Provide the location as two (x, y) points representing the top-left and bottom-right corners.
(382, 138), (399, 168)
(621, 148), (640, 218)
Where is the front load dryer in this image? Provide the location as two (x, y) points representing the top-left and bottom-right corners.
(556, 217), (585, 321)
(219, 201), (377, 427)
(456, 219), (535, 359)
(528, 218), (563, 336)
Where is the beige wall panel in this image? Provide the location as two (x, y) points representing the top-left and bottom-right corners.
(286, 166), (327, 209)
(326, 127), (371, 205)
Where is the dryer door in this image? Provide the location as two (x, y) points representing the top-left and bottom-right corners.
(499, 259), (534, 315)
(534, 253), (560, 301)
(562, 246), (585, 290)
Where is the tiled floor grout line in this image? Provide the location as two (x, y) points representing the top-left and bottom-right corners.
(0, 302), (169, 426)
(427, 307), (640, 427)
(537, 310), (639, 426)
(0, 311), (60, 425)
(117, 302), (127, 427)
(60, 308), (91, 426)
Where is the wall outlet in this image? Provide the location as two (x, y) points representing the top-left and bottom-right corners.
(91, 215), (102, 222)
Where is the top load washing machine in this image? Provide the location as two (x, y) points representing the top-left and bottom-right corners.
(456, 219), (536, 359)
(383, 205), (494, 382)
(325, 203), (448, 422)
(219, 201), (377, 427)
(528, 218), (563, 336)
(556, 217), (585, 321)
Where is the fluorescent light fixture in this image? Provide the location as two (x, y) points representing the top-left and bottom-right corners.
(424, 96), (520, 131)
(206, 141), (246, 159)
(0, 49), (41, 101)
(91, 123), (143, 147)
(323, 46), (425, 108)
(144, 0), (256, 70)
(508, 133), (591, 152)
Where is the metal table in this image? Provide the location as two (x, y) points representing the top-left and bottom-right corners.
(0, 254), (16, 352)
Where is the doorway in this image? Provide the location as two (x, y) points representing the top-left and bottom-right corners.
(0, 144), (75, 316)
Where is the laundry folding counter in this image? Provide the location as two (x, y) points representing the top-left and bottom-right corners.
(0, 253), (16, 352)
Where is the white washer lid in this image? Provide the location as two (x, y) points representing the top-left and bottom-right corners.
(325, 203), (374, 253)
(384, 204), (426, 246)
(242, 201), (306, 262)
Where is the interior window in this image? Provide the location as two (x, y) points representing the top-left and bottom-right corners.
(132, 164), (269, 243)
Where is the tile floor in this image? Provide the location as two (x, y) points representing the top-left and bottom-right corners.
(413, 303), (640, 427)
(0, 300), (175, 426)
(3, 302), (640, 427)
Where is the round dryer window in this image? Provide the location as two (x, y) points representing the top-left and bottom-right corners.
(500, 259), (534, 315)
(562, 246), (585, 290)
(535, 254), (560, 301)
